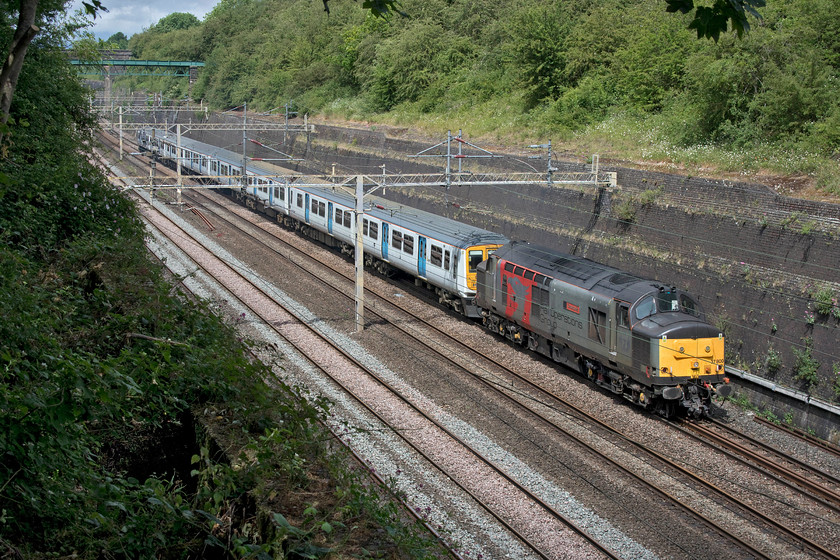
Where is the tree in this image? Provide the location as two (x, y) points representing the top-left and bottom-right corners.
(106, 31), (129, 48)
(152, 12), (200, 33)
(666, 0), (766, 41)
(0, 0), (105, 140)
(0, 0), (39, 135)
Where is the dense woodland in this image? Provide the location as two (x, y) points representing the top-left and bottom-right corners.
(121, 0), (840, 194)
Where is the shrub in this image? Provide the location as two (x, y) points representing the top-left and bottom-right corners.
(612, 196), (637, 224)
(792, 337), (820, 388)
(812, 285), (839, 319)
(833, 363), (840, 401)
(764, 346), (782, 376)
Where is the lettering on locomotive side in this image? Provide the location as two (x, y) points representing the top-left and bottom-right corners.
(549, 308), (584, 330)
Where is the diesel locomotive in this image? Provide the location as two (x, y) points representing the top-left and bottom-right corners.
(476, 241), (731, 417)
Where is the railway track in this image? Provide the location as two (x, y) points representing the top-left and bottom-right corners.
(183, 181), (840, 559)
(682, 418), (840, 511)
(753, 415), (840, 459)
(100, 144), (616, 559)
(99, 129), (840, 559)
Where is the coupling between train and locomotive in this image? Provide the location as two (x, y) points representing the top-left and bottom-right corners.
(136, 127), (732, 418)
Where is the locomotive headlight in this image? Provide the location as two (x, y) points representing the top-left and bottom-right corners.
(692, 361), (700, 369)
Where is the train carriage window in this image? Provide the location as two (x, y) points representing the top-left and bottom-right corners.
(658, 291), (679, 312)
(504, 262), (514, 273)
(524, 270), (535, 281)
(444, 249), (451, 271)
(369, 221), (378, 240)
(589, 309), (607, 344)
(363, 219), (369, 236)
(513, 266), (524, 277)
(296, 193), (303, 208)
(430, 245), (443, 267)
(274, 186), (284, 201)
(211, 161), (218, 174)
(403, 235), (414, 255)
(311, 198), (318, 213)
(344, 210), (352, 228)
(319, 201), (326, 217)
(392, 230), (403, 250)
(469, 250), (484, 272)
(335, 208), (343, 223)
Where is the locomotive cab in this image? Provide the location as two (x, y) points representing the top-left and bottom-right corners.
(629, 288), (731, 416)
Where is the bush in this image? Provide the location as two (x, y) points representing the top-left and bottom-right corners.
(765, 346), (782, 376)
(812, 285), (840, 319)
(792, 337), (820, 388)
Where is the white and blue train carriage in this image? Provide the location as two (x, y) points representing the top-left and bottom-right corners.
(136, 127), (510, 317)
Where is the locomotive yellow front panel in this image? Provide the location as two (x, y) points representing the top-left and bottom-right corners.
(658, 336), (724, 379)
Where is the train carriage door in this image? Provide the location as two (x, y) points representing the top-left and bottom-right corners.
(304, 193), (310, 224)
(382, 223), (389, 261)
(610, 301), (632, 366)
(418, 236), (427, 277)
(327, 202), (334, 234)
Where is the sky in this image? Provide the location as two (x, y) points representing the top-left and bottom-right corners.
(70, 0), (218, 40)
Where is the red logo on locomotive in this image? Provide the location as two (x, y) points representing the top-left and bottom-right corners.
(501, 260), (538, 329)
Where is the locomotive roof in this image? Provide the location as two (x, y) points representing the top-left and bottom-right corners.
(495, 241), (658, 303)
(145, 128), (508, 249)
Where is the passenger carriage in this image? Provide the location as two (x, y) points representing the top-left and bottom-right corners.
(137, 128), (508, 316)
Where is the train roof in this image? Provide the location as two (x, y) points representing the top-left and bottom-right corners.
(147, 129), (288, 178)
(494, 241), (658, 303)
(143, 127), (509, 249)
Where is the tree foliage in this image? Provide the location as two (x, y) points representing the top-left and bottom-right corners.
(152, 11), (201, 33)
(106, 31), (128, 47)
(0, 3), (324, 556)
(128, 0), (838, 171)
(665, 0), (766, 41)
